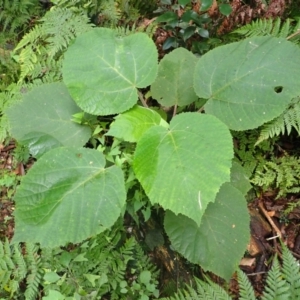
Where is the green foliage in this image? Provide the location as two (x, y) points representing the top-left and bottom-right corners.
(194, 36), (300, 131)
(107, 105), (167, 143)
(230, 161), (252, 197)
(96, 0), (122, 25)
(237, 269), (256, 300)
(281, 241), (300, 298)
(234, 130), (300, 200)
(114, 21), (158, 38)
(234, 17), (300, 43)
(251, 154), (300, 198)
(0, 228), (160, 299)
(6, 83), (91, 158)
(8, 26), (300, 281)
(62, 28), (158, 115)
(232, 129), (277, 176)
(44, 230), (159, 299)
(0, 239), (43, 300)
(151, 47), (198, 107)
(284, 200), (300, 216)
(160, 275), (231, 300)
(0, 47), (19, 91)
(0, 0), (158, 142)
(155, 0), (212, 52)
(236, 19), (300, 144)
(0, 0), (43, 44)
(0, 82), (41, 143)
(0, 170), (19, 200)
(13, 6), (94, 82)
(161, 243), (300, 300)
(12, 147), (126, 247)
(52, 0), (157, 26)
(233, 18), (300, 141)
(164, 183), (250, 281)
(261, 258), (290, 300)
(3, 1), (300, 298)
(256, 97), (300, 145)
(134, 113), (233, 226)
(3, 0), (300, 297)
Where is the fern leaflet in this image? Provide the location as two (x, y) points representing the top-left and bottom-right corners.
(261, 256), (290, 300)
(237, 269), (256, 300)
(256, 97), (300, 145)
(281, 242), (300, 298)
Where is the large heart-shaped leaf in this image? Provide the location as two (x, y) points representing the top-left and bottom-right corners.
(106, 105), (168, 143)
(6, 83), (91, 158)
(194, 36), (300, 130)
(133, 112), (233, 225)
(62, 28), (158, 115)
(164, 182), (250, 280)
(151, 47), (198, 107)
(12, 147), (126, 247)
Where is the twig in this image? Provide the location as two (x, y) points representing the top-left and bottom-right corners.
(266, 235), (280, 241)
(247, 271), (267, 276)
(290, 250), (300, 259)
(287, 30), (300, 40)
(258, 201), (282, 240)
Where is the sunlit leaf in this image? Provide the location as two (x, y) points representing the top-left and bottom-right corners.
(134, 112), (233, 225)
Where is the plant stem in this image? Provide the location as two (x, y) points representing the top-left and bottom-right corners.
(138, 90), (148, 107)
(172, 104), (177, 117)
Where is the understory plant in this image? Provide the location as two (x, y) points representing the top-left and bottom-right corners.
(0, 0), (157, 142)
(233, 17), (300, 144)
(0, 222), (159, 300)
(0, 0), (44, 45)
(161, 242), (300, 300)
(252, 154), (300, 198)
(155, 0), (232, 52)
(5, 15), (300, 293)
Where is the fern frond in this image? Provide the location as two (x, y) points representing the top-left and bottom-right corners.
(132, 239), (159, 278)
(12, 244), (27, 280)
(161, 244), (300, 300)
(0, 239), (23, 297)
(13, 6), (93, 82)
(234, 18), (293, 39)
(160, 276), (231, 300)
(237, 269), (256, 300)
(41, 8), (93, 58)
(279, 18), (291, 38)
(197, 276), (232, 300)
(0, 239), (13, 291)
(256, 97), (300, 145)
(261, 256), (290, 300)
(99, 0), (121, 27)
(251, 153), (300, 198)
(281, 242), (300, 298)
(0, 0), (41, 36)
(24, 243), (44, 300)
(271, 18), (282, 37)
(13, 26), (45, 52)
